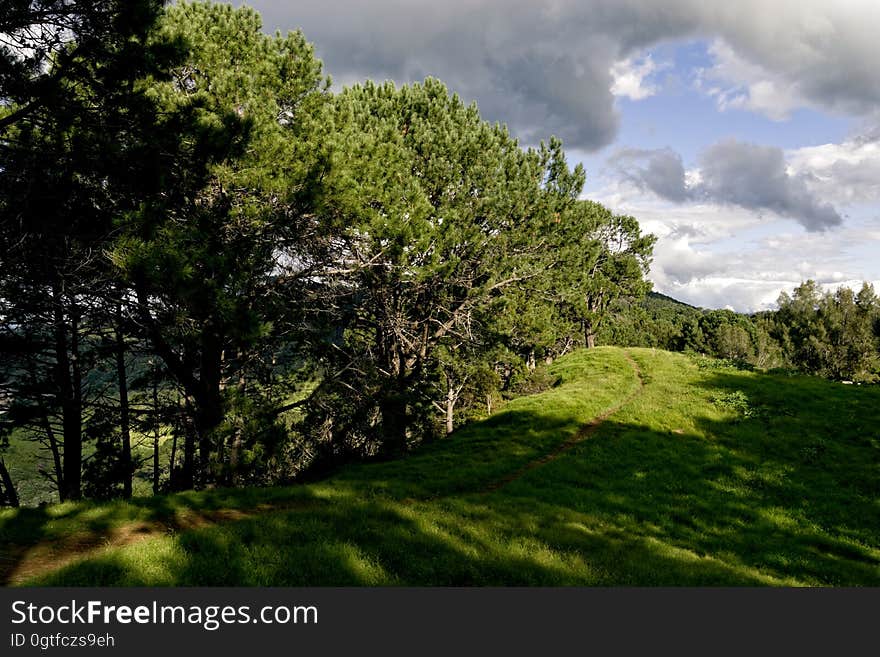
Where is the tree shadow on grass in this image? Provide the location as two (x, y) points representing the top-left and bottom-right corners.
(27, 399), (880, 587)
(7, 364), (880, 587)
(485, 377), (879, 585)
(331, 409), (590, 499)
(0, 398), (606, 586)
(2, 349), (639, 586)
(24, 494), (781, 587)
(0, 485), (325, 585)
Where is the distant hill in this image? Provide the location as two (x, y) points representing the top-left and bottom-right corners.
(645, 291), (701, 311)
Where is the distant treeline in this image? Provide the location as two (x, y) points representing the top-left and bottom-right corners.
(600, 282), (880, 382)
(0, 2), (654, 504)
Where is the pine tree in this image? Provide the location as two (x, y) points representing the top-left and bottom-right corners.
(110, 2), (331, 487)
(309, 80), (584, 455)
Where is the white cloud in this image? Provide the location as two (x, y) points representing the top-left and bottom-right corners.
(662, 277), (793, 311)
(697, 39), (802, 120)
(592, 181), (880, 312)
(610, 54), (664, 100)
(787, 132), (880, 203)
(608, 140), (843, 231)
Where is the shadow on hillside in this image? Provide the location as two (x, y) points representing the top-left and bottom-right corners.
(0, 403), (588, 586)
(6, 369), (880, 586)
(483, 370), (880, 585)
(18, 490), (787, 587)
(0, 485), (322, 586)
(329, 408), (592, 499)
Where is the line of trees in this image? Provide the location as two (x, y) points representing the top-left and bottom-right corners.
(0, 2), (655, 505)
(600, 282), (880, 382)
(772, 281), (880, 381)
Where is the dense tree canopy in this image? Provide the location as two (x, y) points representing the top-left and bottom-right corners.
(306, 80), (586, 455)
(0, 0), (179, 500)
(110, 1), (331, 488)
(774, 281), (880, 382)
(30, 2), (880, 508)
(555, 202), (655, 350)
(5, 1), (877, 510)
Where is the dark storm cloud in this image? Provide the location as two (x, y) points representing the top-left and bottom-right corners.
(232, 1), (880, 152)
(611, 141), (843, 231)
(697, 140), (842, 231)
(609, 148), (690, 202)
(231, 0), (701, 151)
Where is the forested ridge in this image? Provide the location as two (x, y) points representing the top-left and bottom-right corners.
(1, 1), (878, 509)
(602, 285), (880, 381)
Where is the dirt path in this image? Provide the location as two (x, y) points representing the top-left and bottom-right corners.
(2, 501), (318, 586)
(3, 351), (646, 585)
(481, 350), (645, 493)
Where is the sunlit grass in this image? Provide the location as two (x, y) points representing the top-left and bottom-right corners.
(3, 347), (878, 586)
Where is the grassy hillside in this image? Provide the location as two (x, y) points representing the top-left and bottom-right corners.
(1, 347), (878, 586)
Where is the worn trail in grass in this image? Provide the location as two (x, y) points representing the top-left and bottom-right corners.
(2, 347), (878, 586)
(483, 351), (645, 493)
(1, 349), (640, 584)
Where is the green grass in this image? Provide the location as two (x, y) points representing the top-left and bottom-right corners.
(2, 420), (176, 506)
(1, 347), (878, 586)
(2, 430), (58, 506)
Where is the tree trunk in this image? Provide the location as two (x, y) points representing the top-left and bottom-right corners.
(40, 412), (64, 500)
(194, 390), (223, 485)
(0, 458), (19, 507)
(152, 373), (160, 495)
(194, 330), (224, 486)
(52, 278), (82, 501)
(169, 418), (179, 490)
(180, 396), (196, 490)
(584, 294), (602, 349)
(445, 387), (455, 435)
(115, 303), (132, 499)
(228, 351), (247, 486)
(182, 422), (195, 490)
(584, 320), (596, 349)
(501, 364), (514, 391)
(377, 320), (408, 457)
(229, 431), (243, 486)
(379, 393), (408, 457)
(69, 296), (84, 500)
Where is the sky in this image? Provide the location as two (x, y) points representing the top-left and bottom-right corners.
(233, 0), (880, 311)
